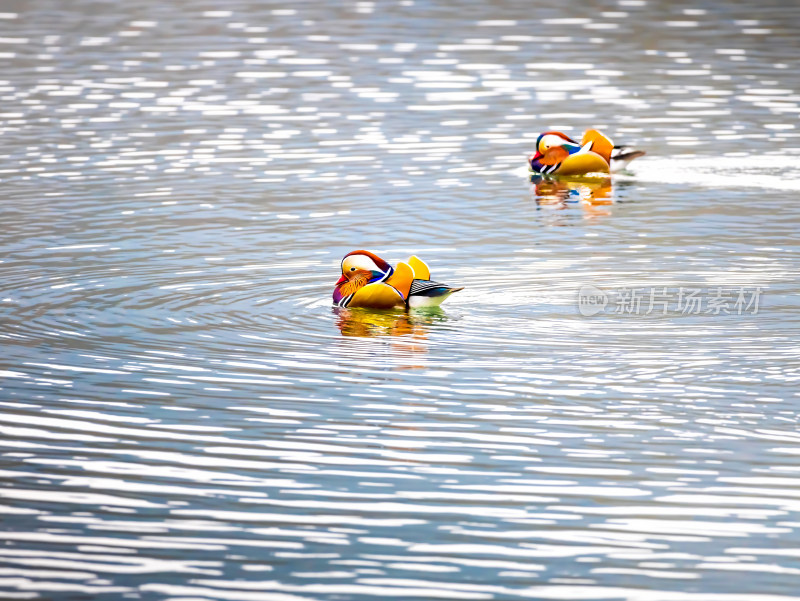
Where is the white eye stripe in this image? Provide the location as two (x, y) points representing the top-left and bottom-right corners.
(540, 134), (567, 152)
(343, 255), (380, 272)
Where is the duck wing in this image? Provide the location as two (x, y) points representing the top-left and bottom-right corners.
(409, 279), (463, 297)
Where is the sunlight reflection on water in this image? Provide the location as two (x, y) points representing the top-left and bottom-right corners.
(1, 0), (800, 599)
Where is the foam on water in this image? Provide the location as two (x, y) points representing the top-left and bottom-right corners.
(626, 155), (800, 192)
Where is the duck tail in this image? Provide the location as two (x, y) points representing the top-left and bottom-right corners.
(407, 282), (463, 308)
(612, 148), (646, 162)
(610, 148), (646, 172)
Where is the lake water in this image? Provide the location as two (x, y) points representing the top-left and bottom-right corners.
(2, 0), (800, 599)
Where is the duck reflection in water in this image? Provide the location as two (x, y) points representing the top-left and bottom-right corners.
(335, 306), (447, 337)
(334, 306), (450, 364)
(531, 173), (614, 205)
(530, 174), (617, 219)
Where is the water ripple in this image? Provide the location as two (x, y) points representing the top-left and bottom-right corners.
(1, 0), (800, 599)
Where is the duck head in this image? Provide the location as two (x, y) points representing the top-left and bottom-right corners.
(333, 250), (393, 304)
(528, 132), (581, 173)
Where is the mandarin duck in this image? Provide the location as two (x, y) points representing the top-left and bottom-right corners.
(528, 129), (645, 176)
(333, 250), (462, 309)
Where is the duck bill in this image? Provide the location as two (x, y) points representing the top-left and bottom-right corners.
(529, 152), (544, 171)
(336, 274), (347, 285)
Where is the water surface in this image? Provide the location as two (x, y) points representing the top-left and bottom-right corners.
(2, 0), (800, 599)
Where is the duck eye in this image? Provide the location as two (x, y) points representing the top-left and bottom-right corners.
(350, 267), (356, 271)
